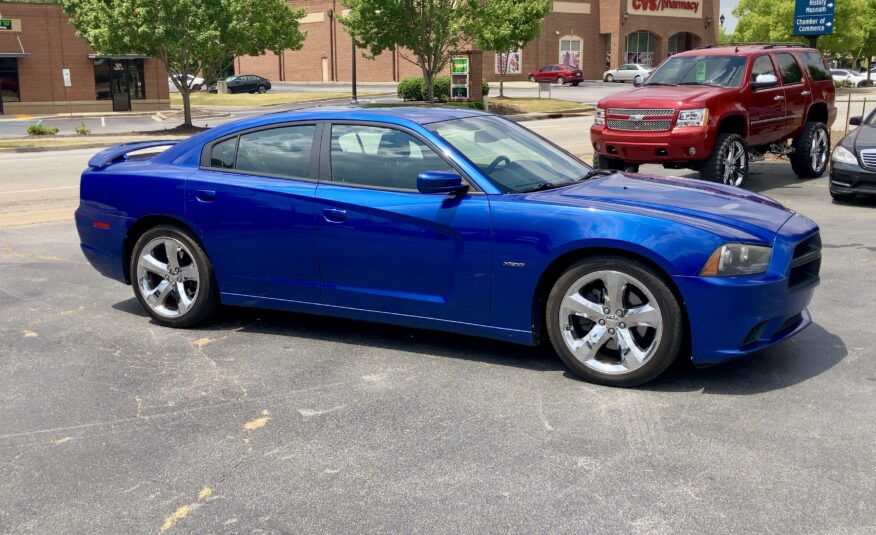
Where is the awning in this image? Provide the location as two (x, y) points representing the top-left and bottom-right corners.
(0, 34), (28, 57)
(88, 54), (150, 60)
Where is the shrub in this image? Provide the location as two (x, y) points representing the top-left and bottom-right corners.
(27, 123), (60, 136)
(74, 121), (90, 136)
(397, 75), (490, 101)
(834, 79), (854, 89)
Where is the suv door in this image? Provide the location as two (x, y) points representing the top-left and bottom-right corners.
(314, 122), (492, 323)
(186, 123), (321, 302)
(774, 53), (810, 136)
(747, 54), (787, 146)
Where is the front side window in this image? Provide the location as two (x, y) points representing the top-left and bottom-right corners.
(776, 53), (803, 84)
(750, 55), (777, 83)
(0, 58), (20, 102)
(427, 115), (590, 193)
(330, 125), (451, 191)
(798, 52), (831, 81)
(645, 55), (747, 88)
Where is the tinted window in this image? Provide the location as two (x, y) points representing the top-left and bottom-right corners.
(798, 52), (831, 81)
(750, 55), (777, 83)
(236, 125), (315, 179)
(776, 54), (803, 84)
(330, 125), (451, 191)
(210, 137), (237, 169)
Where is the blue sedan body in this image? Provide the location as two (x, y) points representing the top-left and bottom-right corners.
(76, 107), (819, 365)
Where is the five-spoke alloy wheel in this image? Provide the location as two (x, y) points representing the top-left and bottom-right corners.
(131, 225), (218, 327)
(547, 257), (683, 386)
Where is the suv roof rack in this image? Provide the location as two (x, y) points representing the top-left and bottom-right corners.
(696, 42), (809, 50)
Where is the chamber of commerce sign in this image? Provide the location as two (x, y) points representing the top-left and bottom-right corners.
(627, 0), (701, 18)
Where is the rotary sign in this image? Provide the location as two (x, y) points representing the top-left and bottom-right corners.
(627, 0), (702, 19)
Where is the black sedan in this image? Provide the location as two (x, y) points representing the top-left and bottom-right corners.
(208, 75), (272, 94)
(830, 111), (876, 201)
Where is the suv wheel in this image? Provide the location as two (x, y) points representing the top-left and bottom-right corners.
(791, 122), (829, 178)
(701, 132), (749, 187)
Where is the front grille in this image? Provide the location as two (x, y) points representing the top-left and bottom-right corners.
(606, 108), (674, 132)
(607, 119), (672, 131)
(860, 149), (876, 170)
(788, 232), (821, 292)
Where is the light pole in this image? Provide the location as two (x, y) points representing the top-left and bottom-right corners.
(351, 39), (358, 104)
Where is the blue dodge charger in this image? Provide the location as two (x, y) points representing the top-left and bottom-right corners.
(76, 107), (821, 386)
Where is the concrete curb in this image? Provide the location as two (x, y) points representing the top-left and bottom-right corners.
(505, 108), (593, 122)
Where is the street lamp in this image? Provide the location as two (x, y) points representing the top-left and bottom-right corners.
(351, 38), (358, 104)
(720, 14), (725, 27)
(622, 11), (629, 26)
(705, 16), (712, 29)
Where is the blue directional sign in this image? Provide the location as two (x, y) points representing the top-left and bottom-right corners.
(793, 0), (836, 36)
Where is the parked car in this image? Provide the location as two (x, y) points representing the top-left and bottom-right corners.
(208, 75), (272, 94)
(592, 44), (837, 187)
(602, 64), (653, 84)
(75, 107), (820, 387)
(527, 65), (583, 85)
(168, 74), (205, 92)
(830, 110), (876, 201)
(830, 69), (867, 87)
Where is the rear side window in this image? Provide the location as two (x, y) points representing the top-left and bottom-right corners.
(236, 126), (315, 179)
(750, 55), (777, 83)
(775, 53), (803, 84)
(210, 137), (236, 169)
(797, 52), (831, 81)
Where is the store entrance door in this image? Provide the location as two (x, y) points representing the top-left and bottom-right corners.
(110, 61), (131, 112)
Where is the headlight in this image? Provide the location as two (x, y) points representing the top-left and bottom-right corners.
(701, 244), (772, 276)
(675, 108), (709, 128)
(831, 145), (858, 165)
(595, 107), (605, 125)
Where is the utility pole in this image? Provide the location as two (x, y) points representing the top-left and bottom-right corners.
(351, 39), (358, 104)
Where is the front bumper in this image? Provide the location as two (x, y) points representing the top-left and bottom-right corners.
(673, 214), (820, 365)
(829, 162), (876, 196)
(590, 125), (715, 163)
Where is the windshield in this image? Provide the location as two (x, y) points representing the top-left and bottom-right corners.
(645, 55), (747, 88)
(426, 116), (591, 193)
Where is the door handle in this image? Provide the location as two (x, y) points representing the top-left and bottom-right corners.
(801, 90), (811, 96)
(195, 189), (216, 202)
(322, 208), (347, 223)
(774, 95), (785, 101)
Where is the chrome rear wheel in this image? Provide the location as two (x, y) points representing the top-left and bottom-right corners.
(137, 237), (200, 318)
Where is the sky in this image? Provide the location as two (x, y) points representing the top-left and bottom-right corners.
(722, 0), (740, 33)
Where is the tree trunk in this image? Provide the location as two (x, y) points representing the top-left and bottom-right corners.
(423, 68), (435, 103)
(181, 87), (193, 127)
(868, 57), (873, 86)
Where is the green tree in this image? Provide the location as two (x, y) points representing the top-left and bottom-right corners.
(60, 0), (306, 126)
(717, 26), (733, 45)
(341, 0), (470, 102)
(465, 0), (550, 97)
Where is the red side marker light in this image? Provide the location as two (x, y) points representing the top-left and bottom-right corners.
(92, 221), (110, 230)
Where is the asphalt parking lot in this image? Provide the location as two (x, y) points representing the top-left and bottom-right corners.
(2, 143), (876, 532)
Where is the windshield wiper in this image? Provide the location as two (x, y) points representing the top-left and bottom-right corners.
(678, 81), (722, 87)
(577, 169), (615, 181)
(517, 182), (570, 193)
(644, 82), (676, 86)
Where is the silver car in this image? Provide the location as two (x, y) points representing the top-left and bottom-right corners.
(603, 64), (653, 83)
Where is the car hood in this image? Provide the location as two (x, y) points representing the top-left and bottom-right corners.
(598, 85), (728, 109)
(525, 172), (794, 243)
(849, 124), (876, 151)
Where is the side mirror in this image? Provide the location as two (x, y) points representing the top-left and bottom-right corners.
(750, 73), (778, 90)
(849, 116), (862, 126)
(417, 170), (468, 195)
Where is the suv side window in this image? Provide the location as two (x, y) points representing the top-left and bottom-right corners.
(797, 52), (832, 81)
(775, 53), (803, 84)
(750, 55), (777, 84)
(330, 125), (452, 191)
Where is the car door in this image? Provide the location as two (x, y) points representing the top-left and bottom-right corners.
(618, 65), (634, 81)
(774, 53), (809, 136)
(186, 122), (322, 303)
(747, 54), (787, 146)
(314, 122), (492, 323)
(535, 66), (551, 82)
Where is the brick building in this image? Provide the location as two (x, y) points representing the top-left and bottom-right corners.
(237, 0), (719, 84)
(0, 2), (169, 116)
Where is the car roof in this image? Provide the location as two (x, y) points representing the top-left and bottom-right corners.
(672, 45), (819, 58)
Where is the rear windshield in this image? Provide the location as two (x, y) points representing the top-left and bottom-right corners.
(644, 55), (747, 88)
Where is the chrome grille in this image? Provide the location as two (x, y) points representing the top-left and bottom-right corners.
(860, 149), (876, 170)
(607, 119), (672, 131)
(607, 108), (674, 117)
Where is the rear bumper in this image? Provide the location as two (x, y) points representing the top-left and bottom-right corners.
(590, 125), (715, 163)
(829, 162), (876, 196)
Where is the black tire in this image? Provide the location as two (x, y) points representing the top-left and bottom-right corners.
(556, 76), (565, 85)
(605, 74), (615, 82)
(571, 81), (580, 87)
(701, 132), (749, 187)
(791, 122), (830, 178)
(257, 85), (268, 94)
(130, 225), (219, 328)
(546, 256), (684, 387)
(192, 84), (202, 92)
(529, 75), (536, 82)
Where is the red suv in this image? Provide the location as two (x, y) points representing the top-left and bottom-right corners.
(591, 45), (836, 186)
(528, 65), (584, 86)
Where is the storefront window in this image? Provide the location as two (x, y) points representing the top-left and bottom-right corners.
(94, 58), (146, 100)
(559, 36), (582, 69)
(0, 58), (21, 102)
(625, 31), (657, 66)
